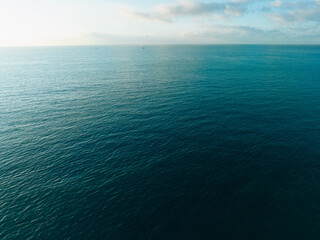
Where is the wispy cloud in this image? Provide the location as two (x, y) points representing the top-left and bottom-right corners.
(267, 0), (320, 24)
(124, 0), (255, 23)
(270, 0), (282, 7)
(179, 22), (320, 44)
(180, 24), (284, 43)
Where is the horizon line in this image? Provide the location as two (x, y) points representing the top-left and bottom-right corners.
(1, 43), (320, 48)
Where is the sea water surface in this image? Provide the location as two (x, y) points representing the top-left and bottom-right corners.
(1, 45), (320, 239)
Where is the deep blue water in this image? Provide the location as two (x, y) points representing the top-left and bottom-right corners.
(1, 45), (320, 239)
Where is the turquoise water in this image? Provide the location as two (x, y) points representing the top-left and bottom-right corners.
(1, 45), (320, 239)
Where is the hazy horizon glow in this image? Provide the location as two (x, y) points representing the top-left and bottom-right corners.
(1, 0), (320, 46)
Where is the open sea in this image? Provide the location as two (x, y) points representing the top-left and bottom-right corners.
(1, 45), (320, 239)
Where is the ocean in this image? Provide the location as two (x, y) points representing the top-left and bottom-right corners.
(1, 45), (320, 239)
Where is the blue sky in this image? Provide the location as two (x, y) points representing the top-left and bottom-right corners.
(0, 0), (320, 46)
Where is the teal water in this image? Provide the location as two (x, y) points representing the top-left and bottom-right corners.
(1, 45), (320, 239)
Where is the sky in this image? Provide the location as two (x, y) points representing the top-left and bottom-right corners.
(0, 0), (320, 46)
